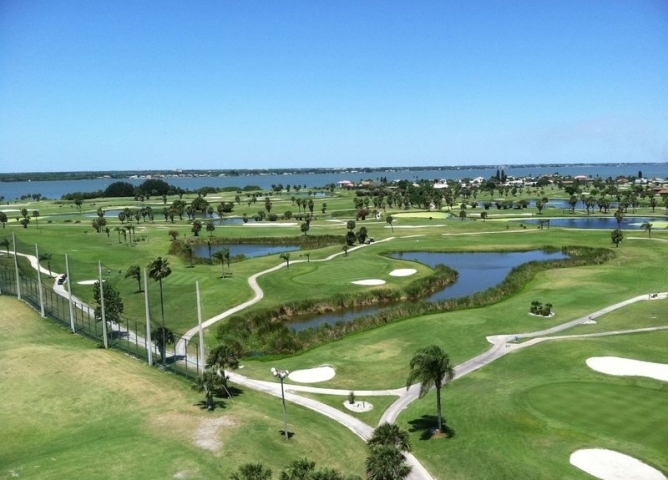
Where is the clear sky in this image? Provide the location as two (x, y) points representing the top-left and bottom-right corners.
(1, 1), (667, 172)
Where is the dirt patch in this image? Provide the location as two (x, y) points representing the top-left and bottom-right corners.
(192, 416), (237, 452)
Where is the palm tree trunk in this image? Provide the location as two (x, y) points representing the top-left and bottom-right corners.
(436, 385), (443, 432)
(159, 279), (165, 366)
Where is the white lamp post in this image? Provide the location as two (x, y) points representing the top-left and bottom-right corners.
(271, 367), (290, 440)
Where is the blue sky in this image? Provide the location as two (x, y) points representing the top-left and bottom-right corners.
(1, 1), (667, 172)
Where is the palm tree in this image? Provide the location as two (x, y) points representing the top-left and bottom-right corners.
(385, 215), (394, 232)
(280, 458), (316, 480)
(0, 211), (7, 228)
(614, 208), (624, 227)
(641, 221), (653, 238)
(367, 423), (411, 452)
(147, 256), (172, 365)
(279, 252), (291, 269)
(406, 345), (454, 433)
(365, 445), (411, 480)
(125, 265), (142, 292)
(151, 326), (175, 365)
(192, 369), (225, 410)
(206, 344), (239, 397)
(230, 464), (272, 480)
(213, 249), (227, 277)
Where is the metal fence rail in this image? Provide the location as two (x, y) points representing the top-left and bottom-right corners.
(0, 247), (203, 381)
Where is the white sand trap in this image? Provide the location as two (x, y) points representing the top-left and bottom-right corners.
(586, 357), (668, 382)
(343, 400), (374, 413)
(570, 449), (666, 480)
(288, 365), (336, 383)
(389, 268), (417, 277)
(77, 279), (102, 285)
(352, 279), (386, 285)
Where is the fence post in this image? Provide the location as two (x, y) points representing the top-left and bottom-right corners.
(65, 254), (76, 333)
(35, 244), (46, 317)
(12, 233), (21, 300)
(196, 281), (205, 374)
(98, 261), (108, 349)
(143, 268), (153, 366)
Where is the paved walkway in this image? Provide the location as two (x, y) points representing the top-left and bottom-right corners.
(9, 248), (668, 480)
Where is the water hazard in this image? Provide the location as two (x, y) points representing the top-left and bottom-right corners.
(287, 249), (567, 331)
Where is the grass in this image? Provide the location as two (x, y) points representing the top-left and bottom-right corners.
(0, 296), (367, 479)
(397, 331), (668, 479)
(2, 187), (668, 478)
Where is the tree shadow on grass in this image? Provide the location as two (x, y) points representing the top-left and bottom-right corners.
(407, 415), (456, 440)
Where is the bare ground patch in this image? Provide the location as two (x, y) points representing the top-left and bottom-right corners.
(192, 416), (237, 452)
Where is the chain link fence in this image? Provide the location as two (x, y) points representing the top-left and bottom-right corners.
(0, 234), (204, 381)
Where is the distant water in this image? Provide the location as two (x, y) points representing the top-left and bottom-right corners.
(1, 163), (666, 201)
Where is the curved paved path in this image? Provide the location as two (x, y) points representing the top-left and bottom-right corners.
(10, 247), (668, 480)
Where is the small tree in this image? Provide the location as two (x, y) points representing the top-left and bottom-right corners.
(611, 228), (623, 247)
(93, 280), (124, 328)
(168, 230), (179, 241)
(386, 215), (394, 232)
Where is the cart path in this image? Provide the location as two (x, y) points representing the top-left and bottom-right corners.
(11, 248), (668, 480)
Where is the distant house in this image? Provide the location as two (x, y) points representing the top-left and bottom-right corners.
(337, 180), (354, 188)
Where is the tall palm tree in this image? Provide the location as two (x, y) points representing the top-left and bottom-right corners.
(151, 326), (175, 365)
(406, 345), (454, 433)
(367, 423), (411, 452)
(147, 256), (172, 365)
(279, 252), (291, 269)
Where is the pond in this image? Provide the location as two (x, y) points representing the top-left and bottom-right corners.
(193, 243), (300, 259)
(518, 216), (662, 230)
(287, 249), (568, 331)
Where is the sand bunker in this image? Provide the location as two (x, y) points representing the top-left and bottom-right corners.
(288, 365), (335, 383)
(586, 357), (668, 382)
(570, 449), (666, 480)
(389, 268), (417, 277)
(343, 400), (374, 413)
(352, 279), (386, 285)
(77, 279), (102, 285)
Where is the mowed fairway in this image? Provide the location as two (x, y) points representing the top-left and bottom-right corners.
(398, 331), (668, 479)
(0, 297), (366, 479)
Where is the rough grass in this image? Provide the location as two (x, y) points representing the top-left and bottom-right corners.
(0, 297), (367, 479)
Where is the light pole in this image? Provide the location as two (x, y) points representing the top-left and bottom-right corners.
(271, 367), (290, 440)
